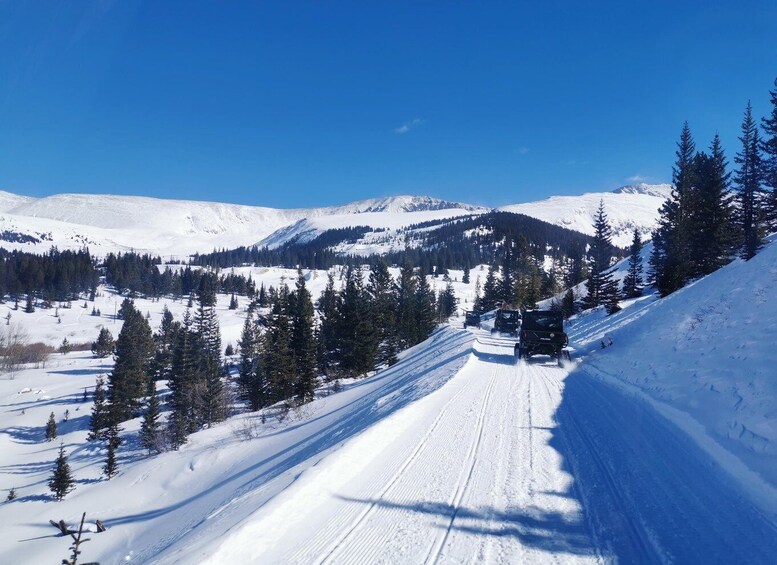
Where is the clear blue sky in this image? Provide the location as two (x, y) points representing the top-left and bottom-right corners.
(1, 1), (776, 208)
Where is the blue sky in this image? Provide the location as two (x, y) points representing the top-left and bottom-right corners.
(1, 1), (775, 208)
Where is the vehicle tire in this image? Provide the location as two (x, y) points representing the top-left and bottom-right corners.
(564, 350), (571, 362)
(557, 354), (564, 367)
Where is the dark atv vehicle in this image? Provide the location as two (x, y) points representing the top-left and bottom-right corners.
(491, 308), (521, 336)
(514, 310), (570, 366)
(463, 311), (481, 329)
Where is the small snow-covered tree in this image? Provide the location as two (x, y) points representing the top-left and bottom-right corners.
(49, 443), (74, 501)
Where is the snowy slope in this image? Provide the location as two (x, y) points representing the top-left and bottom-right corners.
(565, 236), (777, 505)
(500, 183), (671, 247)
(0, 184), (669, 256)
(0, 191), (483, 257)
(3, 250), (777, 562)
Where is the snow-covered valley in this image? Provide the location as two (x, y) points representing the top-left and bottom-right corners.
(2, 239), (777, 563)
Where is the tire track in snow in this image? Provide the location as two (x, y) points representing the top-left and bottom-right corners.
(316, 361), (483, 564)
(424, 366), (500, 564)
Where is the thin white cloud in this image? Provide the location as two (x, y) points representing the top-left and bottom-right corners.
(627, 174), (648, 183)
(394, 118), (423, 134)
(517, 146), (530, 155)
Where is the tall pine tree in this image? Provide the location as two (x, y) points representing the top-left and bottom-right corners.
(761, 77), (777, 231)
(290, 270), (317, 403)
(49, 443), (74, 501)
(734, 102), (765, 260)
(622, 229), (644, 298)
(583, 200), (616, 309)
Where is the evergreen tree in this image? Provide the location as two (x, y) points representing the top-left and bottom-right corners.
(462, 264), (470, 284)
(761, 77), (777, 231)
(481, 264), (499, 310)
(87, 376), (108, 441)
(337, 265), (377, 378)
(499, 237), (515, 302)
(49, 443), (74, 501)
(25, 294), (35, 313)
(229, 293), (238, 310)
(622, 229), (644, 298)
(194, 282), (226, 427)
(652, 122), (696, 295)
(316, 273), (340, 377)
(139, 382), (162, 454)
(734, 101), (765, 260)
(103, 419), (121, 479)
(237, 316), (261, 409)
(584, 200), (616, 309)
(688, 139), (734, 276)
(290, 270), (317, 403)
(109, 301), (154, 420)
(396, 257), (419, 349)
(263, 283), (296, 402)
(167, 309), (199, 447)
(91, 327), (115, 358)
(45, 412), (57, 441)
(437, 279), (458, 321)
(561, 288), (576, 318)
(367, 261), (398, 366)
(415, 268), (437, 342)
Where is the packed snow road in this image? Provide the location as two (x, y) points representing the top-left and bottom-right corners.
(196, 330), (777, 564)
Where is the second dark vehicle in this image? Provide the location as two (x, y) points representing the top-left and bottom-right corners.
(515, 310), (570, 366)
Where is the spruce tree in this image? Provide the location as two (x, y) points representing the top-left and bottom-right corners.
(316, 273), (340, 377)
(49, 443), (74, 501)
(87, 376), (108, 441)
(151, 306), (178, 383)
(561, 288), (576, 318)
(734, 101), (765, 260)
(237, 316), (261, 409)
(396, 257), (419, 349)
(481, 264), (499, 311)
(103, 419), (121, 479)
(167, 309), (198, 447)
(367, 261), (398, 366)
(415, 268), (437, 342)
(652, 122), (696, 295)
(91, 327), (115, 358)
(195, 283), (226, 427)
(462, 264), (470, 284)
(45, 412), (57, 441)
(290, 270), (317, 403)
(263, 283), (296, 402)
(109, 301), (154, 420)
(499, 237), (515, 302)
(622, 229), (644, 298)
(25, 294), (34, 313)
(584, 200), (616, 309)
(337, 266), (377, 378)
(688, 140), (734, 276)
(139, 382), (162, 454)
(761, 77), (777, 231)
(437, 279), (458, 321)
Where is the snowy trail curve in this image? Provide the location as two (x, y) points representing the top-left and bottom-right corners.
(196, 329), (777, 564)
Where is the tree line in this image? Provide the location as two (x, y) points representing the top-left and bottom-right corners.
(651, 78), (777, 296)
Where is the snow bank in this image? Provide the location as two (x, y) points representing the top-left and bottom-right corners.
(566, 238), (777, 510)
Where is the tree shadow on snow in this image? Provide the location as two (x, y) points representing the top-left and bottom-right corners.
(106, 333), (476, 528)
(335, 495), (599, 557)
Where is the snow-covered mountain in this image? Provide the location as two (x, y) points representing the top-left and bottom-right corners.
(0, 183), (670, 256)
(500, 183), (672, 247)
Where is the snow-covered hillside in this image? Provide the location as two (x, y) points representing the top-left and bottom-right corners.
(0, 191), (483, 258)
(0, 184), (670, 256)
(500, 183), (671, 247)
(2, 244), (777, 562)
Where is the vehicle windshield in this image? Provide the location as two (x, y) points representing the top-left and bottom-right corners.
(500, 311), (519, 320)
(523, 313), (562, 330)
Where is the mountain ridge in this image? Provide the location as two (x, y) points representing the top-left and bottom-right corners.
(0, 184), (669, 255)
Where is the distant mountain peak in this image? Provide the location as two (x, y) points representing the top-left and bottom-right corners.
(345, 195), (484, 214)
(612, 183), (672, 198)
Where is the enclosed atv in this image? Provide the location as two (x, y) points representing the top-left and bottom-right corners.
(514, 310), (570, 366)
(463, 310), (482, 329)
(491, 308), (521, 336)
